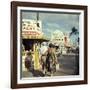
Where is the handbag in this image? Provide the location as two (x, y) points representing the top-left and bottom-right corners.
(56, 64), (60, 71)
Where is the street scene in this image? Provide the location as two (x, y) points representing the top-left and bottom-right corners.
(22, 54), (79, 77)
(21, 11), (79, 78)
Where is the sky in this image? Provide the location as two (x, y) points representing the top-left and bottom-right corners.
(21, 11), (79, 44)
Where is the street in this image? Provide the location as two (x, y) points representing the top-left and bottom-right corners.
(22, 54), (79, 78)
(58, 54), (79, 75)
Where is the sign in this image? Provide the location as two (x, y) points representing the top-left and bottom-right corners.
(22, 19), (43, 39)
(22, 31), (40, 35)
(22, 19), (42, 31)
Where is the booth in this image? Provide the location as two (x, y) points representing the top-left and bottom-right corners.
(22, 19), (49, 70)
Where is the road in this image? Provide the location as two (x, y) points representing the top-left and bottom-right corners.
(22, 54), (79, 78)
(57, 54), (79, 76)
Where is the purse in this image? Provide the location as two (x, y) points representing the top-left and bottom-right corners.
(56, 64), (60, 71)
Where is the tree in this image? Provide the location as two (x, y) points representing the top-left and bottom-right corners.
(70, 27), (79, 54)
(69, 27), (78, 36)
(70, 27), (79, 44)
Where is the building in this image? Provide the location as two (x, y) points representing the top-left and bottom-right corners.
(50, 30), (72, 54)
(22, 19), (49, 71)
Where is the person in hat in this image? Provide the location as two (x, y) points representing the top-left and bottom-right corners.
(46, 43), (57, 76)
(24, 51), (33, 71)
(40, 42), (48, 74)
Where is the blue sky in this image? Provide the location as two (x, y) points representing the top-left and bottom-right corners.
(22, 11), (79, 44)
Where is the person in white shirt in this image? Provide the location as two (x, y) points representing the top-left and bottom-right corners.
(40, 42), (48, 74)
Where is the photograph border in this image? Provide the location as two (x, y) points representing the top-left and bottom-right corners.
(11, 1), (88, 89)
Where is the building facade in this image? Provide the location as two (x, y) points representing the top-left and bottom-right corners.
(50, 30), (71, 54)
(22, 19), (44, 71)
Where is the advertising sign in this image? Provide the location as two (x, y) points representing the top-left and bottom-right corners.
(22, 19), (43, 38)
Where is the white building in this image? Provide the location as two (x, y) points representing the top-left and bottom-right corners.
(50, 30), (71, 54)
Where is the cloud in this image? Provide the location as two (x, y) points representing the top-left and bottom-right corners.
(22, 11), (37, 20)
(39, 13), (79, 33)
(22, 11), (79, 42)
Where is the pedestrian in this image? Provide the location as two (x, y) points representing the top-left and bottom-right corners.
(46, 43), (57, 76)
(24, 51), (33, 71)
(51, 45), (58, 73)
(40, 42), (48, 74)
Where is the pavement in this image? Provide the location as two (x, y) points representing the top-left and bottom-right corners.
(22, 54), (79, 78)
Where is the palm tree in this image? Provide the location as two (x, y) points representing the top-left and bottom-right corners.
(70, 27), (79, 44)
(70, 27), (79, 54)
(69, 27), (78, 36)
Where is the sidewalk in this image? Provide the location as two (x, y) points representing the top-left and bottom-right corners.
(22, 68), (67, 78)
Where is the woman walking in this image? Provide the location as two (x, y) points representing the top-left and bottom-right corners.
(46, 43), (57, 76)
(24, 51), (33, 71)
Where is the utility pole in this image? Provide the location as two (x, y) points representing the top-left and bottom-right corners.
(37, 12), (39, 27)
(37, 12), (39, 21)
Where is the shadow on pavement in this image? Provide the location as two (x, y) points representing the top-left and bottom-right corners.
(30, 70), (45, 77)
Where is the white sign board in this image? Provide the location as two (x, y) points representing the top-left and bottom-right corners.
(22, 19), (42, 31)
